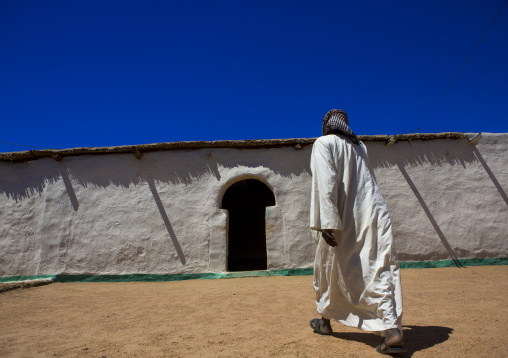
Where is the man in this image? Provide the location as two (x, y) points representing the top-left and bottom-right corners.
(309, 109), (405, 355)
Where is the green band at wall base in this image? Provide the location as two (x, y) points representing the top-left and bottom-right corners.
(398, 257), (508, 269)
(1, 257), (506, 283)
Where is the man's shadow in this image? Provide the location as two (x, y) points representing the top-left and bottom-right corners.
(330, 325), (453, 356)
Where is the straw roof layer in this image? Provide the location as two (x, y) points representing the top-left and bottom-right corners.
(0, 133), (468, 163)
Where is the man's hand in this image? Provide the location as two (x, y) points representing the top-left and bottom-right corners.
(322, 229), (337, 247)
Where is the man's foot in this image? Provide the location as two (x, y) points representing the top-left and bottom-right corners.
(376, 328), (407, 355)
(310, 318), (332, 335)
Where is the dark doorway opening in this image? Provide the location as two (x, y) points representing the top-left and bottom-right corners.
(221, 179), (275, 272)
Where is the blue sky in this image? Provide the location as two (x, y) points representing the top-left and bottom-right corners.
(1, 0), (507, 152)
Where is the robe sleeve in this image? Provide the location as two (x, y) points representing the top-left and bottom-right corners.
(310, 137), (342, 231)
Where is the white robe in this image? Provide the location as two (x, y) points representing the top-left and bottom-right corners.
(310, 134), (403, 333)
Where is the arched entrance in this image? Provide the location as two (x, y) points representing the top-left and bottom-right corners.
(221, 179), (275, 272)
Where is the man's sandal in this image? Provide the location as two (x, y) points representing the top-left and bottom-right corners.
(376, 341), (407, 355)
(309, 318), (332, 335)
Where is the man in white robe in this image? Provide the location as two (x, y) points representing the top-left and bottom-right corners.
(309, 109), (405, 354)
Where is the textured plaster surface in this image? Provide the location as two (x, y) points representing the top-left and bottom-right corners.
(369, 133), (508, 262)
(0, 134), (506, 277)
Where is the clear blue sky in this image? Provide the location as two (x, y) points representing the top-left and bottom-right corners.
(1, 0), (507, 152)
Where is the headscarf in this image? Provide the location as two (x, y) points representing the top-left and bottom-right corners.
(322, 109), (359, 144)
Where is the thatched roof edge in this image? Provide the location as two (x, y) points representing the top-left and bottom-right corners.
(0, 132), (468, 162)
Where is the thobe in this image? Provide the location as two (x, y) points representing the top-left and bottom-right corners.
(310, 134), (403, 333)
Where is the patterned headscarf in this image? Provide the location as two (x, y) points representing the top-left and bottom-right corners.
(322, 109), (359, 144)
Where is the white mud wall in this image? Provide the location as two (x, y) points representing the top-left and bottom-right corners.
(369, 133), (508, 262)
(0, 133), (506, 277)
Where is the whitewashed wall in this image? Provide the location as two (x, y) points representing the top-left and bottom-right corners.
(0, 133), (506, 278)
(369, 133), (507, 262)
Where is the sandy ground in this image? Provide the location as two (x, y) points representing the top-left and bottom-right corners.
(0, 265), (507, 358)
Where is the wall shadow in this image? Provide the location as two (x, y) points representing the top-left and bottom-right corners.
(367, 139), (502, 266)
(71, 147), (312, 189)
(330, 325), (453, 357)
(397, 163), (463, 268)
(368, 138), (478, 170)
(3, 139), (506, 203)
(472, 147), (508, 207)
(368, 138), (508, 208)
(147, 179), (186, 265)
(368, 139), (507, 210)
(0, 147), (312, 201)
(0, 161), (61, 202)
(60, 169), (79, 211)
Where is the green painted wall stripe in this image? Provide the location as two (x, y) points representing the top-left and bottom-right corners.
(1, 258), (506, 283)
(398, 257), (508, 269)
(54, 273), (228, 283)
(269, 268), (314, 276)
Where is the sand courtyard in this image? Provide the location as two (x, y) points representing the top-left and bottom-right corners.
(1, 265), (507, 357)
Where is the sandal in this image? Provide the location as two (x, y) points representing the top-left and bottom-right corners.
(310, 318), (332, 335)
(376, 341), (407, 355)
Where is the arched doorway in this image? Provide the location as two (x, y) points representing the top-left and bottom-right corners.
(221, 179), (276, 272)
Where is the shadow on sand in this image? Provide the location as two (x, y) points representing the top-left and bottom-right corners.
(330, 325), (453, 356)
